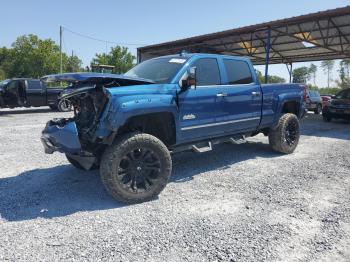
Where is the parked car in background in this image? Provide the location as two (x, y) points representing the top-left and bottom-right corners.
(0, 78), (71, 111)
(305, 89), (322, 114)
(41, 53), (306, 203)
(322, 88), (350, 122)
(321, 95), (332, 108)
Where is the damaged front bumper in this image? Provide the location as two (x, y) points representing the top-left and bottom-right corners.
(41, 119), (98, 170)
(41, 119), (82, 154)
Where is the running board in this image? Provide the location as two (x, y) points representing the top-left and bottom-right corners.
(230, 135), (246, 144)
(171, 133), (251, 154)
(192, 142), (212, 153)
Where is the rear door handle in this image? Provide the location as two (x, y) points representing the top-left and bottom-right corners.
(217, 92), (228, 97)
(251, 91), (261, 96)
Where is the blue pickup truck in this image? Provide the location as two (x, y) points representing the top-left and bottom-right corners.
(41, 53), (306, 203)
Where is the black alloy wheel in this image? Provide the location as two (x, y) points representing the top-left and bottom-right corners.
(100, 132), (172, 203)
(284, 119), (299, 146)
(117, 148), (162, 193)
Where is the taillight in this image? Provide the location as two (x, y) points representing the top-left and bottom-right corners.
(303, 87), (308, 102)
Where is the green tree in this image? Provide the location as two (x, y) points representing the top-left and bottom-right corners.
(255, 70), (286, 83)
(292, 67), (310, 83)
(0, 68), (5, 80)
(337, 59), (350, 89)
(65, 54), (83, 72)
(91, 46), (135, 73)
(319, 87), (341, 95)
(308, 63), (317, 86)
(321, 60), (335, 88)
(0, 47), (13, 79)
(0, 34), (82, 78)
(268, 75), (286, 83)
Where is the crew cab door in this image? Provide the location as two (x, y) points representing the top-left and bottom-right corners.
(215, 58), (262, 133)
(178, 58), (223, 142)
(26, 80), (46, 106)
(2, 80), (20, 106)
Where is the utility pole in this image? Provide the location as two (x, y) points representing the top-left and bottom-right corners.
(264, 28), (271, 84)
(60, 26), (63, 74)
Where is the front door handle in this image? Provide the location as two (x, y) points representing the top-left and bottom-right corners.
(251, 91), (261, 96)
(217, 92), (228, 97)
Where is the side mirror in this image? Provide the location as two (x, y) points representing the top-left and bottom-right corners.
(181, 67), (197, 90)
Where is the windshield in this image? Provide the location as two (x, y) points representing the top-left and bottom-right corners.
(0, 79), (10, 88)
(125, 57), (187, 83)
(309, 91), (320, 97)
(335, 89), (350, 99)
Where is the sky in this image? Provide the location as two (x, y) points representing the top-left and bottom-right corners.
(1, 0), (349, 87)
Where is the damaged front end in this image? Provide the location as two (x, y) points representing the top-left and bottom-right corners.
(40, 73), (154, 170)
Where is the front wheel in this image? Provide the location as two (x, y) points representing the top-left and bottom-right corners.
(57, 99), (72, 112)
(269, 113), (300, 154)
(100, 132), (172, 204)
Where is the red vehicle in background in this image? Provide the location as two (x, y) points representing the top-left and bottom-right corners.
(304, 89), (323, 114)
(321, 95), (332, 108)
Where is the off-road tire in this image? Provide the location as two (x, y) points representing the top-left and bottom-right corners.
(66, 154), (99, 170)
(314, 104), (322, 114)
(57, 99), (72, 112)
(269, 113), (300, 154)
(100, 132), (172, 204)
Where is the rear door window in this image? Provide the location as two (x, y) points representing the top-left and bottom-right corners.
(192, 58), (221, 86)
(223, 59), (254, 85)
(27, 80), (42, 90)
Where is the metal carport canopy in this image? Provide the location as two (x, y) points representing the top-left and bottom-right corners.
(137, 6), (350, 69)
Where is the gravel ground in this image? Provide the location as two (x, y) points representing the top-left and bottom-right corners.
(0, 107), (349, 262)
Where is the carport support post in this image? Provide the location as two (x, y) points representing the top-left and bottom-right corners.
(286, 63), (293, 83)
(137, 49), (142, 64)
(289, 63), (293, 83)
(264, 27), (271, 84)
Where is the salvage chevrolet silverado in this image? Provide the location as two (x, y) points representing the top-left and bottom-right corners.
(41, 53), (306, 203)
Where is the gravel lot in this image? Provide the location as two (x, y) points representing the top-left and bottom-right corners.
(0, 107), (349, 262)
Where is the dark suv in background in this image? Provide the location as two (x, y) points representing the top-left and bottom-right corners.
(0, 78), (70, 111)
(305, 89), (323, 114)
(323, 88), (350, 122)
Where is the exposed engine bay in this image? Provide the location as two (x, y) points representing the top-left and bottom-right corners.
(68, 86), (108, 149)
(40, 73), (155, 156)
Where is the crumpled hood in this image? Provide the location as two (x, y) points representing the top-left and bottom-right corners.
(41, 73), (156, 99)
(41, 72), (155, 85)
(107, 83), (177, 97)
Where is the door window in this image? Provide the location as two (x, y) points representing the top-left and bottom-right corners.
(223, 59), (253, 85)
(27, 80), (42, 90)
(192, 58), (221, 86)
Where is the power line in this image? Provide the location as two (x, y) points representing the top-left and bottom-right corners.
(62, 26), (148, 46)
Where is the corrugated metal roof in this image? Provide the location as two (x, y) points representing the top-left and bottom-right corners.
(138, 6), (350, 65)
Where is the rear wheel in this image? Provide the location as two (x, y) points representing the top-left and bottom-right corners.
(269, 113), (300, 154)
(100, 132), (172, 204)
(314, 104), (322, 114)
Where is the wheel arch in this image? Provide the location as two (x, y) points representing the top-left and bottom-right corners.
(272, 99), (302, 128)
(116, 111), (177, 147)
